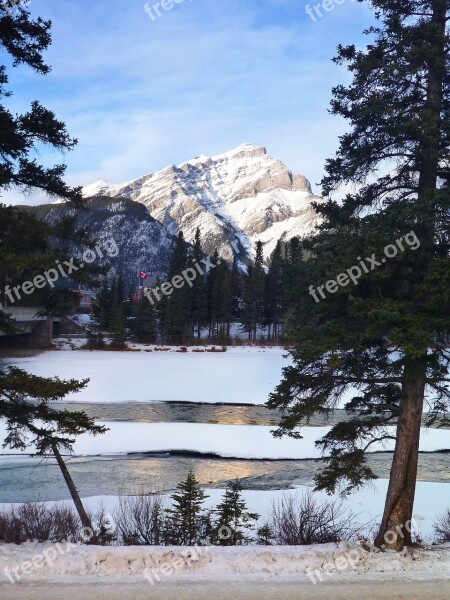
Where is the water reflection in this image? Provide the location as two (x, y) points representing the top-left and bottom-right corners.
(0, 452), (448, 503)
(1, 402), (447, 504)
(59, 402), (450, 428)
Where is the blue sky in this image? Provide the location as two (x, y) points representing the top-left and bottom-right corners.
(6, 0), (374, 204)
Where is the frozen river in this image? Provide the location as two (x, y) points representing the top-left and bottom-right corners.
(0, 348), (448, 509)
(2, 347), (290, 404)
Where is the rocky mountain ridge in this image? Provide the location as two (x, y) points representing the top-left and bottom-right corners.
(83, 144), (324, 262)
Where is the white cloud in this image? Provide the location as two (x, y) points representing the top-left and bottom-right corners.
(4, 0), (373, 204)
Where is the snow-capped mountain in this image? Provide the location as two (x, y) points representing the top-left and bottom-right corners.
(83, 144), (323, 262)
(26, 197), (174, 286)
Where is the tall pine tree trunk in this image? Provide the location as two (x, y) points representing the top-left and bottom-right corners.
(52, 443), (93, 533)
(374, 359), (426, 549)
(375, 0), (446, 550)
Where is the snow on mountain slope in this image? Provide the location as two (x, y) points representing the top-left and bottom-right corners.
(83, 144), (324, 262)
(27, 197), (174, 285)
(82, 180), (110, 198)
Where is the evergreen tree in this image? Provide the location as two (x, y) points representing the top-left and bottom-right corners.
(241, 242), (266, 341)
(0, 6), (81, 203)
(0, 4), (107, 534)
(206, 249), (221, 338)
(86, 281), (110, 349)
(163, 232), (190, 343)
(212, 480), (259, 546)
(87, 280), (132, 349)
(282, 237), (309, 335)
(288, 237), (301, 264)
(0, 368), (107, 531)
(109, 277), (127, 349)
(268, 0), (450, 551)
(241, 265), (254, 341)
(131, 297), (157, 344)
(165, 469), (209, 546)
(205, 248), (233, 340)
(190, 228), (207, 339)
(230, 254), (242, 323)
(219, 260), (234, 342)
(0, 204), (100, 321)
(256, 524), (274, 546)
(265, 241), (285, 340)
(110, 303), (127, 349)
(86, 311), (105, 349)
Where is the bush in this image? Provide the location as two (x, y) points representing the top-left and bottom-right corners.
(0, 510), (23, 544)
(256, 524), (274, 545)
(0, 503), (82, 544)
(263, 491), (359, 545)
(114, 493), (166, 545)
(433, 509), (450, 544)
(89, 503), (116, 546)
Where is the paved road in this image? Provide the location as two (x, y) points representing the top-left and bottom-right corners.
(1, 579), (449, 600)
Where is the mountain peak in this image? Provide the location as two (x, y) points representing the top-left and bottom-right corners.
(83, 145), (322, 262)
(220, 143), (267, 156)
(82, 180), (110, 198)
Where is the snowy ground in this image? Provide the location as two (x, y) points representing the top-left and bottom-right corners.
(0, 541), (448, 587)
(1, 480), (448, 539)
(4, 346), (290, 404)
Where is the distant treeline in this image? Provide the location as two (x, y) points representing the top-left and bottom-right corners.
(87, 228), (308, 347)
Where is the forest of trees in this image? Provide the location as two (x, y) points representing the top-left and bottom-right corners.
(87, 230), (309, 347)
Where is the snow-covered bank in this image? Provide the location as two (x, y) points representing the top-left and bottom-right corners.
(0, 422), (447, 461)
(1, 481), (448, 539)
(0, 541), (449, 583)
(5, 347), (290, 404)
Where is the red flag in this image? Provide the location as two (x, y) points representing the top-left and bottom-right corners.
(139, 271), (149, 280)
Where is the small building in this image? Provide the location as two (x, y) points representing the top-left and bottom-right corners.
(73, 289), (96, 313)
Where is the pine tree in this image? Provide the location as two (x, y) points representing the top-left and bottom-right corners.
(163, 232), (190, 344)
(0, 5), (107, 534)
(109, 277), (127, 349)
(219, 260), (234, 342)
(265, 241), (285, 340)
(165, 469), (209, 546)
(0, 6), (81, 203)
(282, 237), (309, 336)
(86, 282), (109, 348)
(241, 265), (254, 341)
(212, 480), (259, 546)
(131, 297), (157, 344)
(268, 0), (450, 551)
(288, 237), (301, 264)
(230, 255), (242, 324)
(241, 242), (266, 341)
(206, 249), (221, 339)
(110, 303), (127, 349)
(0, 368), (107, 531)
(86, 311), (105, 349)
(190, 228), (207, 339)
(256, 524), (274, 546)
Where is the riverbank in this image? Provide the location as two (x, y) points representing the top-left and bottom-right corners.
(1, 480), (449, 540)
